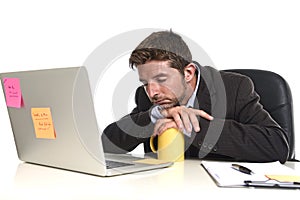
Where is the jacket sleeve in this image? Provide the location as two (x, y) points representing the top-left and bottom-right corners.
(193, 74), (290, 163)
(102, 87), (154, 153)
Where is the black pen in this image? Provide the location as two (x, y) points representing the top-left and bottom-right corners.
(231, 164), (254, 175)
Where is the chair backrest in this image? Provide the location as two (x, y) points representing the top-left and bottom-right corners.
(223, 69), (295, 161)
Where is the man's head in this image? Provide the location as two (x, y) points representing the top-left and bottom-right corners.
(129, 30), (197, 108)
(129, 30), (192, 74)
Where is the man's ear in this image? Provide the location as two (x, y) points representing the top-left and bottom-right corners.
(184, 63), (197, 82)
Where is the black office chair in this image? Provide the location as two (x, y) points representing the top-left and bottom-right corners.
(223, 69), (295, 161)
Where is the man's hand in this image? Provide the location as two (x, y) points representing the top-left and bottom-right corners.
(157, 106), (213, 135)
(153, 118), (178, 136)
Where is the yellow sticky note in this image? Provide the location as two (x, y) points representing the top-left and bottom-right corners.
(266, 175), (300, 182)
(134, 158), (169, 165)
(31, 107), (56, 139)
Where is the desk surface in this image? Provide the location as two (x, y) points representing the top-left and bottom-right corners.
(1, 159), (300, 199)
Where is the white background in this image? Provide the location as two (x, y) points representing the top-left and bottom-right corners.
(0, 0), (299, 187)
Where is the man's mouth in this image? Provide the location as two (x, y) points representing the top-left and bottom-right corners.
(153, 99), (172, 105)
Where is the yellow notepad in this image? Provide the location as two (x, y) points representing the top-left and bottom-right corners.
(266, 175), (300, 182)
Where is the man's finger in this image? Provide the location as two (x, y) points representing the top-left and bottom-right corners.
(189, 113), (200, 132)
(153, 119), (178, 136)
(196, 110), (214, 120)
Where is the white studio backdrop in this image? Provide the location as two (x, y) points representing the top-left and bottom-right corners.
(0, 0), (299, 183)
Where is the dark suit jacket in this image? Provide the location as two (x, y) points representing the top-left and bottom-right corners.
(102, 65), (289, 163)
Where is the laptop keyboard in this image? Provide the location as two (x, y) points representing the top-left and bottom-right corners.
(105, 160), (134, 169)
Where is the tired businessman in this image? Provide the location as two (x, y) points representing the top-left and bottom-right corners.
(102, 30), (289, 163)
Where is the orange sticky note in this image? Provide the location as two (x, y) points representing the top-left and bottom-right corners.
(3, 77), (24, 108)
(31, 107), (56, 139)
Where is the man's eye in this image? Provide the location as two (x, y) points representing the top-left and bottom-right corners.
(157, 78), (167, 83)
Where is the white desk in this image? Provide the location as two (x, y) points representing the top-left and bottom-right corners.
(0, 160), (299, 199)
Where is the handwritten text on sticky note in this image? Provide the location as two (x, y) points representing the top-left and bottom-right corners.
(31, 107), (56, 139)
(3, 77), (24, 108)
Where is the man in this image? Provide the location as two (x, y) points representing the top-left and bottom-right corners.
(102, 30), (289, 163)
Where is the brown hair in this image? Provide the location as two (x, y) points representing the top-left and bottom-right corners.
(129, 30), (192, 74)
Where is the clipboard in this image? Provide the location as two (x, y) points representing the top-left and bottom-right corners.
(244, 180), (300, 189)
(201, 160), (300, 189)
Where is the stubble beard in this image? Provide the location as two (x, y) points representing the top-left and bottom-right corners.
(158, 80), (188, 110)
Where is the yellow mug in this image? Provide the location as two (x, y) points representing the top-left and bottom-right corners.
(150, 128), (184, 162)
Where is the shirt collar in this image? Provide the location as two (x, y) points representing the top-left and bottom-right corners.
(186, 63), (201, 108)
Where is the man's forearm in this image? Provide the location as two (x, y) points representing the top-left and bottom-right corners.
(102, 110), (154, 153)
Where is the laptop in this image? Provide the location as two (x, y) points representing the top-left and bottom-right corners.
(0, 66), (172, 176)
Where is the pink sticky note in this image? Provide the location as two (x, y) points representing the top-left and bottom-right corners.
(3, 78), (24, 108)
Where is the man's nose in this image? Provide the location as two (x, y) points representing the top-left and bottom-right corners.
(146, 82), (160, 98)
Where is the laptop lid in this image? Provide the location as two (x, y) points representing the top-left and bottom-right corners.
(0, 66), (172, 177)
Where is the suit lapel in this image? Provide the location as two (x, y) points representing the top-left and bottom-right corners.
(194, 66), (216, 113)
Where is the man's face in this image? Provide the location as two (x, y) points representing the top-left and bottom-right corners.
(137, 60), (189, 109)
